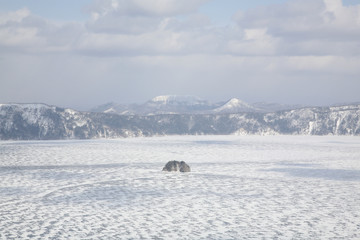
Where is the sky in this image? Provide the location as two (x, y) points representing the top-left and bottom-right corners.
(1, 0), (360, 110)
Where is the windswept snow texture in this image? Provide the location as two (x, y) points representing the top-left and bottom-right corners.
(1, 136), (360, 239)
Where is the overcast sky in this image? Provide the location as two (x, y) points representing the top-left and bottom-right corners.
(1, 0), (359, 110)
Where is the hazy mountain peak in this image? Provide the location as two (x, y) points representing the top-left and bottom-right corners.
(149, 95), (205, 105)
(214, 98), (255, 113)
(90, 96), (359, 116)
(226, 98), (252, 108)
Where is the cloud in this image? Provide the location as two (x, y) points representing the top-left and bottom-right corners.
(233, 0), (360, 56)
(88, 0), (210, 18)
(85, 0), (210, 35)
(1, 0), (360, 57)
(86, 14), (160, 35)
(0, 8), (44, 48)
(226, 28), (279, 56)
(1, 0), (360, 108)
(0, 8), (30, 24)
(0, 8), (83, 54)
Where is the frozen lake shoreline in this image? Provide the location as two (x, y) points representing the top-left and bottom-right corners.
(1, 135), (360, 239)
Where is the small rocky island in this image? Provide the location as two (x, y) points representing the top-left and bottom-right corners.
(162, 161), (191, 172)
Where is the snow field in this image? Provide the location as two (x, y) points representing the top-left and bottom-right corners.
(0, 135), (360, 239)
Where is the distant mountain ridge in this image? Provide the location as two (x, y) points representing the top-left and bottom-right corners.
(213, 98), (258, 113)
(1, 101), (359, 140)
(90, 95), (304, 115)
(149, 95), (207, 105)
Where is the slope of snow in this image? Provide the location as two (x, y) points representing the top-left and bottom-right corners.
(0, 136), (359, 239)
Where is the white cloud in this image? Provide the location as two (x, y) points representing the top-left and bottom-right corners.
(0, 8), (30, 24)
(0, 26), (40, 47)
(0, 8), (43, 48)
(88, 0), (209, 18)
(86, 14), (160, 34)
(234, 0), (360, 56)
(0, 8), (84, 54)
(227, 28), (279, 56)
(2, 0), (360, 57)
(86, 0), (210, 34)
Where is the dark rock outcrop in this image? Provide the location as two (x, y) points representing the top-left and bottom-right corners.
(162, 161), (191, 172)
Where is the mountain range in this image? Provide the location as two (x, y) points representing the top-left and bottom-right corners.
(1, 96), (359, 140)
(90, 95), (304, 115)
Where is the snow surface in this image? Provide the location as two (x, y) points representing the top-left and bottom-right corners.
(1, 136), (360, 239)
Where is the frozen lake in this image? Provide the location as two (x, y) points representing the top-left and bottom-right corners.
(1, 135), (360, 239)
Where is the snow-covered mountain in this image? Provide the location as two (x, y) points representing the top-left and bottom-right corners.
(90, 102), (135, 115)
(139, 95), (215, 115)
(1, 102), (360, 140)
(149, 95), (206, 105)
(90, 95), (300, 115)
(0, 103), (109, 140)
(213, 98), (259, 113)
(90, 95), (217, 115)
